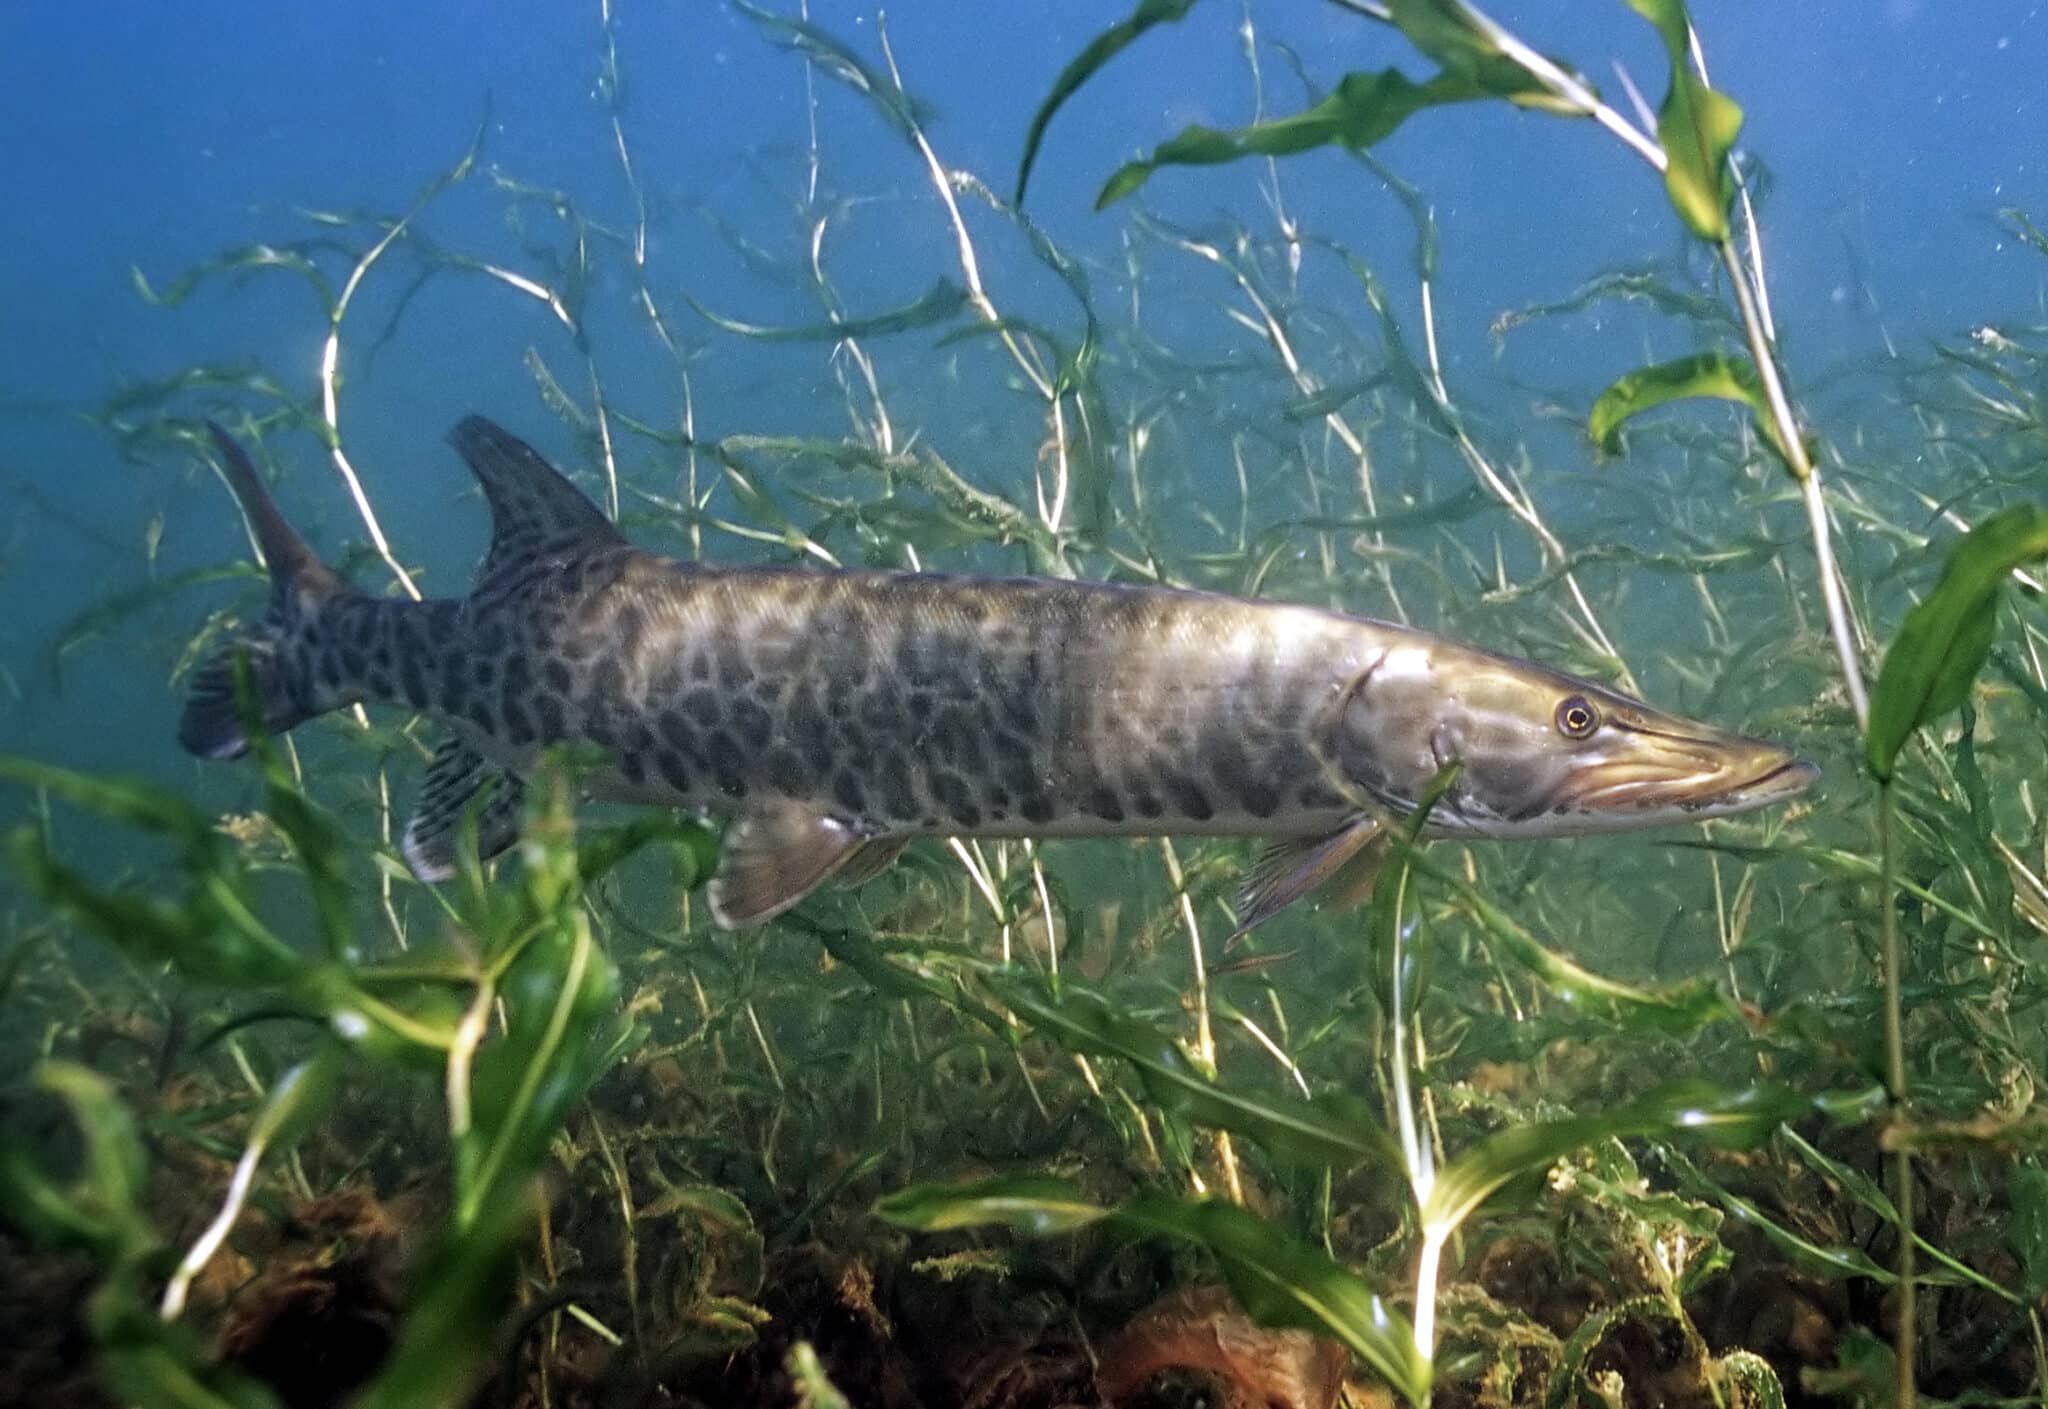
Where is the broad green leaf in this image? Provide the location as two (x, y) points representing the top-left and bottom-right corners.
(1015, 0), (1200, 206)
(1388, 0), (1584, 113)
(1587, 351), (1791, 465)
(1624, 0), (1744, 240)
(1866, 505), (2048, 780)
(1098, 67), (1485, 209)
(1114, 1194), (1431, 1406)
(875, 1174), (1110, 1236)
(988, 973), (1400, 1169)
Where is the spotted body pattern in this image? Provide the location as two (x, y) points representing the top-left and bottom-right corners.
(182, 416), (1816, 929)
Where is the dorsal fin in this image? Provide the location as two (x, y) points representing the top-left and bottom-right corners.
(446, 415), (623, 582)
(204, 421), (343, 611)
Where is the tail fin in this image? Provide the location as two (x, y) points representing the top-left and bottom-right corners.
(179, 422), (347, 760)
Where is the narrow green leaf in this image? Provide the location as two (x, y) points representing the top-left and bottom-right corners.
(989, 973), (1399, 1170)
(875, 1174), (1109, 1236)
(1015, 0), (1199, 206)
(1587, 351), (1789, 464)
(1866, 505), (2048, 779)
(1098, 67), (1484, 209)
(686, 278), (969, 342)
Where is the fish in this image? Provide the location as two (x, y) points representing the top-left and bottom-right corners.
(180, 415), (1818, 931)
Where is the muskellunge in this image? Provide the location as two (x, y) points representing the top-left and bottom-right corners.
(180, 416), (1817, 930)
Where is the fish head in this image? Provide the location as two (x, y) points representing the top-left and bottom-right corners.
(1330, 640), (1817, 837)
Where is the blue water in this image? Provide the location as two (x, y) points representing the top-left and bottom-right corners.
(0, 0), (2041, 788)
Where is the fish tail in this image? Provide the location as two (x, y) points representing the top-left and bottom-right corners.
(179, 422), (350, 760)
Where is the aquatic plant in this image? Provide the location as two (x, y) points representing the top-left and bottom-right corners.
(3, 2), (2046, 1407)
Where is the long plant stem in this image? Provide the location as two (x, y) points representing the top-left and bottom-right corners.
(1879, 782), (1916, 1406)
(1717, 237), (1869, 727)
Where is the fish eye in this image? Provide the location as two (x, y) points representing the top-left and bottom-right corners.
(1555, 695), (1600, 740)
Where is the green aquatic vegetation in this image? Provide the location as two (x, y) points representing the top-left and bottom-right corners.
(5, 2), (2048, 1407)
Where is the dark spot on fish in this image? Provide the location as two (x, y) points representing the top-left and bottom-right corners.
(367, 672), (393, 699)
(762, 748), (808, 794)
(501, 700), (535, 748)
(592, 657), (625, 703)
(655, 749), (693, 794)
(472, 659), (496, 689)
(1084, 787), (1125, 823)
(536, 694), (566, 742)
(686, 649), (712, 683)
(714, 636), (751, 689)
(658, 711), (697, 754)
(1130, 790), (1164, 820)
(1165, 776), (1213, 821)
(473, 620), (507, 655)
(399, 657), (428, 708)
(1020, 794), (1056, 825)
(439, 677), (467, 717)
(683, 688), (722, 729)
(731, 698), (773, 752)
(1239, 782), (1280, 819)
(1298, 781), (1345, 811)
(708, 731), (745, 796)
(876, 755), (918, 821)
(833, 772), (867, 815)
(619, 751), (646, 786)
(543, 659), (573, 696)
(340, 646), (367, 678)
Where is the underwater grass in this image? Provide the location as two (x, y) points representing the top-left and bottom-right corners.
(3, 2), (2047, 1407)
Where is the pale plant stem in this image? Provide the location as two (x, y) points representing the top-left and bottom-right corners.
(1715, 234), (1869, 725)
(1879, 783), (1917, 1408)
(1415, 276), (1633, 684)
(1160, 838), (1244, 1205)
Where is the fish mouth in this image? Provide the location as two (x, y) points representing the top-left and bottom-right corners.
(1533, 745), (1819, 827)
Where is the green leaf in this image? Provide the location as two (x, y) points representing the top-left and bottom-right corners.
(1866, 505), (2048, 780)
(1587, 351), (1791, 465)
(988, 973), (1400, 1170)
(1097, 67), (1485, 209)
(1423, 1080), (1810, 1238)
(1015, 0), (1200, 206)
(1388, 0), (1585, 113)
(875, 1174), (1110, 1236)
(686, 278), (969, 342)
(1113, 1194), (1431, 1406)
(1624, 0), (1744, 240)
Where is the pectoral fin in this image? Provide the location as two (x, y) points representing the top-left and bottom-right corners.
(402, 739), (526, 882)
(836, 835), (910, 887)
(1229, 816), (1387, 943)
(708, 801), (874, 929)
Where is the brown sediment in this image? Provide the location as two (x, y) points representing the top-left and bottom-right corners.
(1095, 1285), (1348, 1409)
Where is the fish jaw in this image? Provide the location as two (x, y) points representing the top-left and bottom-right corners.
(1330, 639), (1818, 839)
(1452, 730), (1820, 838)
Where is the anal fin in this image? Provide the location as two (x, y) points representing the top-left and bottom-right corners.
(1228, 816), (1387, 943)
(402, 739), (527, 883)
(708, 800), (872, 929)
